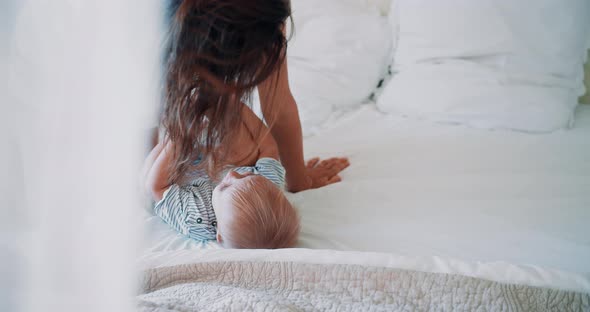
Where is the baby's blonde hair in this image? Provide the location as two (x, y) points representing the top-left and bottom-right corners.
(220, 176), (300, 249)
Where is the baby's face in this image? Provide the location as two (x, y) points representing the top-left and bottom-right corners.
(212, 170), (263, 226)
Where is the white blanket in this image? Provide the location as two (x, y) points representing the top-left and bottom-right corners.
(137, 261), (590, 311)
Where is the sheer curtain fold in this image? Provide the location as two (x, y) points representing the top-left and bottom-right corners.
(2, 1), (162, 311)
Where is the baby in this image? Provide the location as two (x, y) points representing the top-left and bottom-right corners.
(143, 106), (300, 249)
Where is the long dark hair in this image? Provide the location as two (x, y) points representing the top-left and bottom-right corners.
(162, 0), (291, 183)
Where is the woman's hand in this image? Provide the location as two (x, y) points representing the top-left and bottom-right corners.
(302, 157), (350, 190)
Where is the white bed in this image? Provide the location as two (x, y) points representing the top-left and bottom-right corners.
(137, 1), (590, 301)
(139, 103), (590, 294)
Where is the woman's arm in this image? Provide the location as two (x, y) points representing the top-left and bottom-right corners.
(258, 70), (309, 191)
(258, 58), (349, 192)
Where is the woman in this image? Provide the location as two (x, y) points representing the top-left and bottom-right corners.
(162, 0), (349, 192)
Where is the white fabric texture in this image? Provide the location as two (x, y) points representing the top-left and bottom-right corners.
(378, 0), (590, 132)
(285, 0), (393, 136)
(141, 104), (590, 293)
(137, 261), (590, 311)
(138, 248), (590, 295)
(9, 1), (162, 311)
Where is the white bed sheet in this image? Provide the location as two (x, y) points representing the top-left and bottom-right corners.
(140, 104), (590, 293)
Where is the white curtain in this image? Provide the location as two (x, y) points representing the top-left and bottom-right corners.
(1, 1), (161, 311)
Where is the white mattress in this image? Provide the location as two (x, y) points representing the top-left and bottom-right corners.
(140, 104), (590, 293)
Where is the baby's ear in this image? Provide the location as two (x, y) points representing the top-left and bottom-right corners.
(216, 233), (223, 244)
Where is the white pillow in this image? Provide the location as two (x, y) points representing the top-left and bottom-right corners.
(285, 0), (392, 136)
(378, 0), (590, 132)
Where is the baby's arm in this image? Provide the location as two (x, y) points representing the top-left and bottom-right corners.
(144, 141), (174, 202)
(145, 142), (218, 241)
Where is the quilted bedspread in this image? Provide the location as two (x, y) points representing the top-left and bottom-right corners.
(137, 261), (590, 311)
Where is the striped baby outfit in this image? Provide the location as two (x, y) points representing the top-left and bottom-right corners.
(153, 158), (286, 242)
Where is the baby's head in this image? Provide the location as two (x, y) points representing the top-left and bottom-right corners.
(211, 171), (300, 249)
